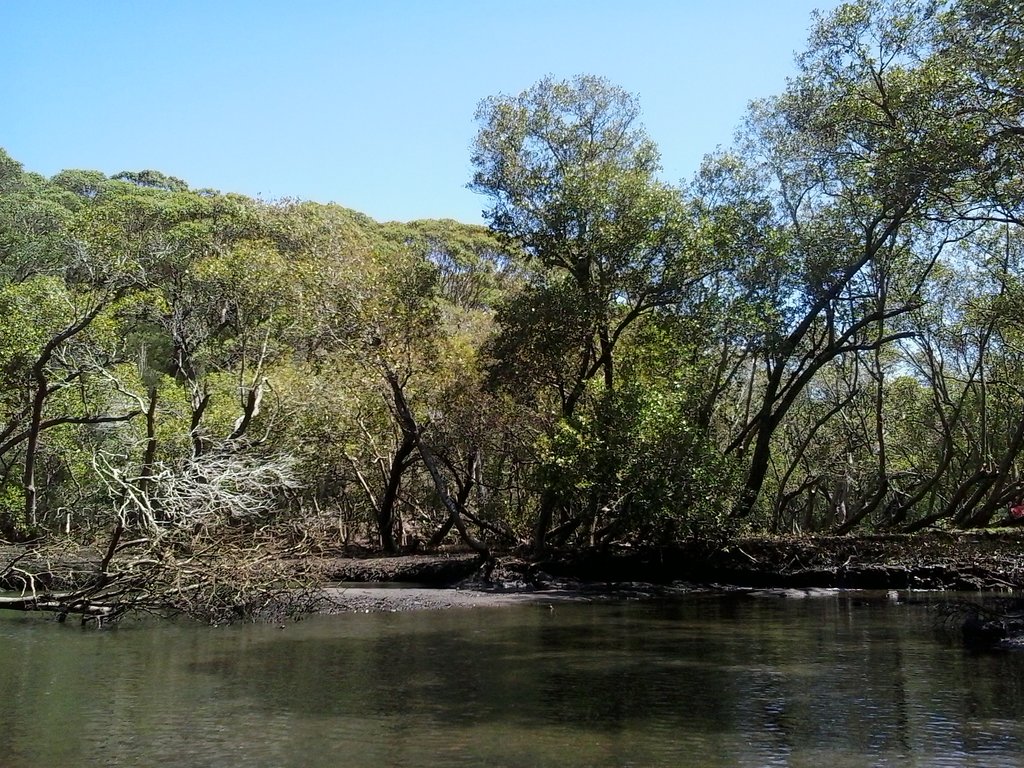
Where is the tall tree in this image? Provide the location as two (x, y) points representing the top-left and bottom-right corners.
(726, 0), (985, 521)
(471, 75), (706, 550)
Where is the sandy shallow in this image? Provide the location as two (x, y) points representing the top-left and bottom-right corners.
(320, 585), (616, 613)
(317, 580), (705, 613)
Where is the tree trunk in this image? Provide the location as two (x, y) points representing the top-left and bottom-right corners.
(377, 434), (417, 554)
(22, 370), (47, 529)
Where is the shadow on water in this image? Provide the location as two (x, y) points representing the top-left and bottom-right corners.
(186, 603), (738, 729)
(192, 594), (1024, 752)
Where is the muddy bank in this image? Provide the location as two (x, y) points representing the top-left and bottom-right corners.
(305, 531), (1024, 594)
(4, 531), (1023, 609)
(302, 553), (486, 586)
(531, 531), (1024, 591)
(318, 584), (662, 614)
(296, 531), (1024, 614)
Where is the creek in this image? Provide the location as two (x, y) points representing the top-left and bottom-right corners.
(2, 591), (1023, 767)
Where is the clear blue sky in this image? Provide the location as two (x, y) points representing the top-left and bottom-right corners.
(2, 1), (837, 224)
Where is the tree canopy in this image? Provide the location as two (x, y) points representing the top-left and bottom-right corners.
(2, 0), (1023, 616)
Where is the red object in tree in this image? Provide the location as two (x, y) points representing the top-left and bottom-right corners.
(1011, 503), (1024, 519)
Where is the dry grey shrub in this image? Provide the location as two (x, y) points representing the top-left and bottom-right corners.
(94, 449), (302, 533)
(0, 448), (321, 625)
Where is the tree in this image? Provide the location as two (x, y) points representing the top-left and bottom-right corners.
(723, 0), (988, 522)
(936, 0), (1023, 227)
(0, 160), (148, 538)
(0, 450), (315, 626)
(472, 75), (708, 550)
(472, 75), (692, 400)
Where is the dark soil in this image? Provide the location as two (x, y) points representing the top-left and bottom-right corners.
(530, 530), (1024, 591)
(4, 530), (1024, 594)
(299, 530), (1024, 592)
(301, 552), (487, 586)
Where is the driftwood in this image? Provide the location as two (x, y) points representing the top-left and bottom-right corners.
(0, 524), (323, 626)
(0, 444), (320, 625)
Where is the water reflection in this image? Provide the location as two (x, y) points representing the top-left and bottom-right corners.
(2, 593), (1024, 767)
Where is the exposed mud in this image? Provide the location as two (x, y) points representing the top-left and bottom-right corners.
(304, 531), (1024, 593)
(4, 531), (1024, 619)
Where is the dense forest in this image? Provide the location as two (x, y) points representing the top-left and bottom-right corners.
(1, 0), (1022, 572)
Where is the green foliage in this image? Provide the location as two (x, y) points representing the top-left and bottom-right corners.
(381, 219), (521, 311)
(0, 483), (29, 540)
(112, 169), (189, 192)
(0, 0), (1022, 550)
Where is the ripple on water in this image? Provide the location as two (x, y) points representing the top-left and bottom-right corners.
(3, 596), (1024, 767)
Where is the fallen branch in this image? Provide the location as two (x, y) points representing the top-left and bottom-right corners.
(0, 525), (324, 626)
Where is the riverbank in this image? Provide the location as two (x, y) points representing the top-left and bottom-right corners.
(3, 530), (1023, 618)
(305, 530), (1024, 593)
(299, 530), (1024, 614)
(534, 530), (1024, 591)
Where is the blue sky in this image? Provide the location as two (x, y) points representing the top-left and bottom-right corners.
(3, 1), (838, 224)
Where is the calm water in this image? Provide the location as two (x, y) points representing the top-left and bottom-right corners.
(2, 592), (1024, 767)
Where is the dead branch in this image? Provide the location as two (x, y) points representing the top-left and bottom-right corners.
(0, 528), (324, 626)
(0, 446), (316, 626)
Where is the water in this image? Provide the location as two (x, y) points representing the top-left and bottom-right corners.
(2, 592), (1023, 767)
